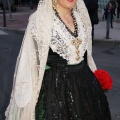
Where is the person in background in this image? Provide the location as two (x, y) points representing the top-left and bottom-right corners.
(104, 2), (115, 38)
(84, 0), (99, 45)
(0, 1), (3, 10)
(109, 0), (117, 16)
(29, 0), (33, 9)
(117, 0), (120, 18)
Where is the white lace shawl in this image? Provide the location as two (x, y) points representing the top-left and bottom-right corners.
(5, 0), (97, 120)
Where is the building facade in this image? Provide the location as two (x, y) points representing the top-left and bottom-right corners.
(98, 0), (109, 9)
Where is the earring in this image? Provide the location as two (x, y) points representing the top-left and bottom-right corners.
(52, 0), (57, 9)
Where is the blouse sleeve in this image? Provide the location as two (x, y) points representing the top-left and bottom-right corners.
(87, 27), (97, 72)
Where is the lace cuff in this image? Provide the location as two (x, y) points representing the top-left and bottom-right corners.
(87, 27), (97, 72)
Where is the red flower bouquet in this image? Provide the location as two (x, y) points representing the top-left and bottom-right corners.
(94, 70), (113, 90)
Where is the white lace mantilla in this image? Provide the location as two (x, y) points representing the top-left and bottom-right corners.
(50, 11), (97, 72)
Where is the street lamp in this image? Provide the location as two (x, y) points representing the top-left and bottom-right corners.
(2, 0), (13, 23)
(2, 3), (6, 27)
(6, 0), (13, 21)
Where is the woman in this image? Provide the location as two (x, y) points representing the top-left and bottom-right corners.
(5, 0), (111, 120)
(104, 2), (115, 39)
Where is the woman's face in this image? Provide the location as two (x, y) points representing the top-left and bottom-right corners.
(57, 0), (77, 10)
(109, 3), (112, 8)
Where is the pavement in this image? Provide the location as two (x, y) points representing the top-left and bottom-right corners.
(0, 7), (35, 33)
(0, 30), (120, 120)
(94, 9), (120, 42)
(0, 7), (120, 42)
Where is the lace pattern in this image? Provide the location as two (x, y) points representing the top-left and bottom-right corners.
(50, 11), (95, 67)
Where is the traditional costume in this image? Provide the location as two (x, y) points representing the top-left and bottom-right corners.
(5, 0), (111, 119)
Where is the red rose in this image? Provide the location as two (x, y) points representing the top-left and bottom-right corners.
(94, 70), (113, 90)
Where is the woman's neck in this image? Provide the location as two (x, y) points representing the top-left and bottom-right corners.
(56, 6), (72, 18)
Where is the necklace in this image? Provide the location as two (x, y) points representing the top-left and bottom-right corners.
(53, 8), (78, 37)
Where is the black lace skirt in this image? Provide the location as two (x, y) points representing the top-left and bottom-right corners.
(35, 61), (111, 120)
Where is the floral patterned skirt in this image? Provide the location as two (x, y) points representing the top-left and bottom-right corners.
(35, 61), (111, 120)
